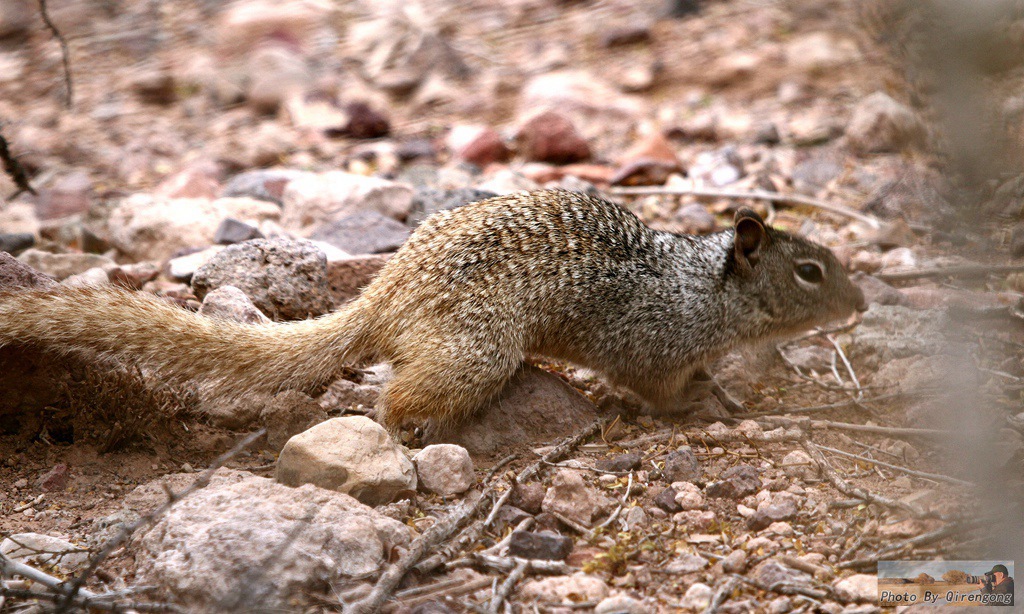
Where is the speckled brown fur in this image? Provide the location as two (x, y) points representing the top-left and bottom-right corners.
(0, 190), (865, 431)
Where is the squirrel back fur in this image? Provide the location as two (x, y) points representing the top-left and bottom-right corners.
(0, 190), (865, 430)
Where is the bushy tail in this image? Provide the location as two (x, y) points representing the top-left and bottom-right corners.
(0, 286), (371, 400)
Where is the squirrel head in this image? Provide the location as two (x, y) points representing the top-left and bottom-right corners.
(726, 208), (867, 336)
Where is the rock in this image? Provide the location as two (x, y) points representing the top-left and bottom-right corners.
(750, 492), (800, 530)
(167, 246), (225, 282)
(155, 162), (223, 200)
(846, 92), (927, 155)
(519, 572), (609, 603)
(275, 416), (417, 505)
(706, 464), (762, 499)
(792, 154), (843, 194)
(214, 218), (264, 244)
(309, 210), (411, 255)
(198, 285), (270, 324)
(136, 469), (408, 611)
(447, 125), (509, 167)
(622, 506), (647, 531)
(667, 553), (708, 574)
(0, 251), (56, 289)
(0, 203), (40, 237)
(129, 66), (177, 105)
(413, 444), (475, 496)
(192, 238), (334, 320)
(510, 483), (545, 515)
(679, 582), (713, 611)
(596, 452), (642, 473)
(0, 232), (34, 255)
(424, 366), (600, 456)
(35, 463), (70, 492)
(1, 533), (88, 573)
(595, 595), (646, 614)
(688, 148), (744, 187)
(610, 159), (678, 186)
(508, 530), (573, 561)
(672, 204), (717, 235)
(516, 111), (591, 164)
(662, 446), (700, 483)
(336, 101), (391, 139)
(318, 377), (381, 411)
(753, 559), (813, 588)
(781, 450), (819, 480)
(408, 188), (498, 226)
(35, 171), (92, 220)
(245, 44), (312, 114)
(62, 267), (110, 288)
(672, 481), (705, 511)
(519, 70), (644, 127)
(542, 469), (598, 527)
(853, 272), (905, 307)
(16, 250), (114, 281)
(259, 391), (328, 451)
(281, 172), (415, 235)
(222, 169), (312, 205)
(106, 195), (280, 262)
(779, 345), (833, 372)
(785, 33), (860, 73)
(721, 549), (748, 573)
(833, 574), (877, 602)
(654, 487), (682, 513)
(326, 254), (390, 305)
(215, 0), (334, 58)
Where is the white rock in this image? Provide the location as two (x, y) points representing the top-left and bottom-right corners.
(107, 195), (279, 262)
(785, 33), (860, 73)
(62, 266), (110, 288)
(672, 481), (705, 511)
(541, 469), (598, 526)
(595, 594), (646, 614)
(1, 533), (88, 573)
(17, 250), (115, 281)
(167, 246), (224, 281)
(198, 285), (271, 324)
(275, 416), (417, 506)
(281, 171), (414, 235)
(216, 0), (334, 58)
(519, 572), (609, 603)
(680, 582), (713, 611)
(846, 92), (926, 154)
(782, 450), (819, 480)
(136, 469), (409, 611)
(833, 574), (877, 602)
(413, 444), (475, 496)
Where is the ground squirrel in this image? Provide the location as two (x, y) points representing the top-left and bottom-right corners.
(0, 190), (865, 431)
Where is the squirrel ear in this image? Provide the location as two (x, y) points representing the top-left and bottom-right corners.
(733, 208), (765, 267)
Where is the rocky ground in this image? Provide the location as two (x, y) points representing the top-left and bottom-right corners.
(2, 0), (1024, 612)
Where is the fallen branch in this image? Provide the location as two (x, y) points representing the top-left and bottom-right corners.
(759, 416), (950, 439)
(838, 523), (968, 570)
(607, 186), (881, 229)
(876, 263), (1024, 283)
(487, 560), (527, 614)
(38, 0), (74, 108)
(814, 444), (971, 486)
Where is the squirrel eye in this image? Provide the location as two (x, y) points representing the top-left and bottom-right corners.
(796, 262), (824, 284)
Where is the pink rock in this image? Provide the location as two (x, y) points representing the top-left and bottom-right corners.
(36, 463), (70, 492)
(447, 125), (509, 167)
(516, 111), (591, 164)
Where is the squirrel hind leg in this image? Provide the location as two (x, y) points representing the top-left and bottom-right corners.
(375, 345), (522, 433)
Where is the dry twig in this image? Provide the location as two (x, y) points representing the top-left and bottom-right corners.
(814, 443), (971, 486)
(38, 0), (74, 108)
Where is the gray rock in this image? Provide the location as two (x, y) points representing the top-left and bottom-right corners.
(260, 391), (328, 452)
(595, 595), (646, 614)
(413, 444), (475, 496)
(654, 487), (682, 513)
(541, 469), (597, 527)
(281, 171), (415, 235)
(846, 92), (927, 155)
(309, 210), (411, 255)
(753, 559), (813, 588)
(721, 549), (748, 573)
(408, 187), (496, 226)
(781, 450), (819, 480)
(198, 285), (271, 324)
(17, 249), (114, 281)
(596, 452), (642, 473)
(850, 305), (947, 363)
(661, 446), (700, 483)
(222, 169), (312, 205)
(214, 217), (264, 244)
(750, 492), (800, 530)
(0, 232), (34, 255)
(508, 530), (573, 561)
(510, 482), (545, 515)
(676, 204), (716, 234)
(275, 416), (417, 506)
(665, 553), (708, 574)
(424, 366), (600, 456)
(679, 583), (713, 611)
(317, 378), (381, 411)
(1, 533), (88, 574)
(192, 238), (333, 320)
(853, 272), (905, 307)
(706, 464), (761, 499)
(136, 469), (410, 611)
